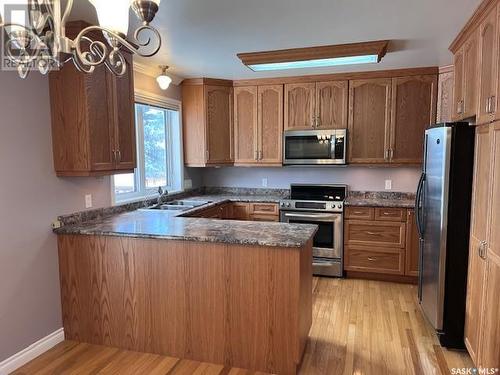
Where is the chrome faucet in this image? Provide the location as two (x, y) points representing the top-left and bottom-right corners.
(157, 186), (169, 204)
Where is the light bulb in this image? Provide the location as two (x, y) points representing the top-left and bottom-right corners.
(0, 0), (29, 31)
(88, 0), (131, 35)
(157, 74), (172, 90)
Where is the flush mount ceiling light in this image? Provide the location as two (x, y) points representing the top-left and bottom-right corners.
(0, 0), (162, 79)
(237, 40), (390, 72)
(156, 65), (172, 90)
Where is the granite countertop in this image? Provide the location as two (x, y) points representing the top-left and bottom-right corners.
(55, 193), (317, 248)
(345, 191), (416, 208)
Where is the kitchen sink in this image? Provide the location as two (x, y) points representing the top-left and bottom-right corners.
(140, 199), (211, 211)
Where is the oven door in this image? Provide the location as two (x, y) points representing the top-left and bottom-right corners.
(283, 130), (345, 165)
(281, 211), (343, 259)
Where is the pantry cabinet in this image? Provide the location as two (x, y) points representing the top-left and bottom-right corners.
(182, 79), (233, 167)
(285, 81), (348, 130)
(477, 4), (498, 124)
(234, 85), (283, 166)
(437, 66), (455, 123)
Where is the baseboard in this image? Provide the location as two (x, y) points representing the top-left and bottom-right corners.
(0, 328), (64, 375)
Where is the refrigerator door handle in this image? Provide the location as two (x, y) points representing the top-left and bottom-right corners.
(415, 172), (426, 238)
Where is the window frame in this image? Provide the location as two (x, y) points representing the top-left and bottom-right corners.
(111, 89), (184, 205)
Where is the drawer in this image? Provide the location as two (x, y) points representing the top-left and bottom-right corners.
(345, 207), (374, 220)
(345, 246), (404, 275)
(345, 220), (406, 248)
(250, 213), (279, 222)
(249, 203), (279, 215)
(374, 207), (407, 222)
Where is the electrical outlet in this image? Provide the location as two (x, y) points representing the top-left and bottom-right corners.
(184, 179), (193, 189)
(85, 194), (93, 208)
(385, 180), (392, 190)
(262, 178), (268, 188)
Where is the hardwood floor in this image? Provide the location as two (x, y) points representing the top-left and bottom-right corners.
(12, 278), (472, 375)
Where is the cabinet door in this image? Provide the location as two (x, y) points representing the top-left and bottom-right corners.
(453, 49), (465, 120)
(234, 86), (258, 165)
(284, 83), (316, 130)
(390, 75), (437, 164)
(437, 67), (455, 123)
(496, 3), (500, 121)
(205, 85), (233, 164)
(258, 85), (283, 165)
(463, 30), (480, 119)
(315, 81), (348, 130)
(348, 78), (392, 164)
(405, 210), (420, 277)
(464, 126), (492, 363)
(478, 122), (500, 368)
(110, 54), (136, 171)
(477, 6), (498, 125)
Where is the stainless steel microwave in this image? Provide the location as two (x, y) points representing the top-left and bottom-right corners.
(283, 129), (347, 165)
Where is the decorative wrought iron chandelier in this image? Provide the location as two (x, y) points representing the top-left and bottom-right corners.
(0, 0), (162, 78)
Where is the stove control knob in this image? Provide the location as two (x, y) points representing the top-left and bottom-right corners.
(337, 204), (343, 209)
(286, 203), (291, 208)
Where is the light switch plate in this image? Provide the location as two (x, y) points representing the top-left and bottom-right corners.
(385, 180), (392, 190)
(262, 178), (268, 188)
(85, 194), (93, 208)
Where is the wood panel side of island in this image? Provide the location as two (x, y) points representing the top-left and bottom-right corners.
(57, 235), (313, 375)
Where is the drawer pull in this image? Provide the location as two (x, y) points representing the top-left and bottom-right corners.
(366, 231), (378, 235)
(383, 212), (391, 215)
(354, 211), (364, 214)
(367, 257), (377, 261)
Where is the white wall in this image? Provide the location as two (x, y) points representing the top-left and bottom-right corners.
(202, 166), (422, 192)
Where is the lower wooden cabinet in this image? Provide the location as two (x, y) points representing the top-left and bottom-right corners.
(344, 206), (419, 280)
(189, 202), (279, 222)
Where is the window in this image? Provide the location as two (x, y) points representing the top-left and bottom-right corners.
(113, 92), (183, 203)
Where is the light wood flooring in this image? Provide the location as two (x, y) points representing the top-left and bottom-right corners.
(12, 278), (473, 375)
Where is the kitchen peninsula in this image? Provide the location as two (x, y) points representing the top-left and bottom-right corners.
(55, 194), (316, 375)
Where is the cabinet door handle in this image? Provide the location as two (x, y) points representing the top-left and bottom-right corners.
(116, 150), (121, 163)
(316, 116), (321, 127)
(385, 150), (389, 160)
(259, 150), (263, 160)
(486, 97), (491, 114)
(206, 150), (210, 161)
(255, 150), (258, 161)
(112, 150), (116, 162)
(367, 257), (377, 261)
(491, 96), (496, 113)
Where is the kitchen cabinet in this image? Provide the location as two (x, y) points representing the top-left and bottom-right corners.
(348, 78), (392, 164)
(182, 79), (233, 167)
(345, 206), (418, 280)
(234, 85), (283, 166)
(437, 66), (455, 123)
(390, 75), (437, 164)
(285, 81), (348, 130)
(405, 210), (420, 277)
(453, 30), (480, 120)
(284, 83), (316, 130)
(190, 202), (279, 222)
(49, 23), (135, 176)
(477, 4), (498, 125)
(464, 125), (492, 363)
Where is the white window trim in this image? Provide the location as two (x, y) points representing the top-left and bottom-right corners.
(111, 90), (184, 206)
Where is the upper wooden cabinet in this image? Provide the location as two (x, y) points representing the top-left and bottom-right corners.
(284, 83), (316, 130)
(285, 81), (348, 130)
(477, 4), (499, 124)
(437, 66), (455, 123)
(390, 75), (437, 164)
(453, 30), (480, 120)
(234, 85), (283, 166)
(182, 79), (233, 167)
(348, 78), (392, 164)
(49, 49), (135, 176)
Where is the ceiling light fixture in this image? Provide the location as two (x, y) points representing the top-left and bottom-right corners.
(156, 65), (172, 90)
(238, 40), (389, 72)
(0, 0), (162, 79)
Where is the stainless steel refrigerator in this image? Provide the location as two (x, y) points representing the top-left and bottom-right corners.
(415, 123), (475, 348)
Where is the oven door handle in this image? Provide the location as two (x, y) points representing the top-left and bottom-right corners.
(284, 213), (340, 220)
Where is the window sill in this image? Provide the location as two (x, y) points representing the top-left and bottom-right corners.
(114, 189), (185, 206)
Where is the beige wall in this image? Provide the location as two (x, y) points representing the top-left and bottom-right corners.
(134, 71), (182, 101)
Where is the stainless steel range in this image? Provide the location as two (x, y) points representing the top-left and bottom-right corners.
(280, 184), (346, 277)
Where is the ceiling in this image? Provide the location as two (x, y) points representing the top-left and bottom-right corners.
(71, 0), (482, 80)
